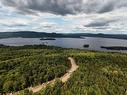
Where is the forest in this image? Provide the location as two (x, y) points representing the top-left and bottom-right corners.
(0, 45), (70, 93)
(0, 45), (127, 95)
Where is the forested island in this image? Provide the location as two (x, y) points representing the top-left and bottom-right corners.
(83, 44), (89, 48)
(0, 45), (127, 95)
(101, 46), (127, 50)
(40, 37), (56, 40)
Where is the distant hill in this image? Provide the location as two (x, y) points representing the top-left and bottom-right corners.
(0, 31), (127, 40)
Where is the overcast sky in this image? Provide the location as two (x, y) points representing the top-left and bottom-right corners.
(0, 0), (127, 34)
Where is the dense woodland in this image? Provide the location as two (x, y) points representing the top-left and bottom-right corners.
(0, 45), (127, 95)
(0, 45), (70, 93)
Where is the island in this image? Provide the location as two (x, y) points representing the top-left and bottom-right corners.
(0, 44), (8, 47)
(83, 44), (89, 48)
(0, 44), (5, 46)
(101, 46), (127, 50)
(40, 37), (56, 40)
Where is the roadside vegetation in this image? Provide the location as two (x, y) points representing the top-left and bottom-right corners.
(0, 45), (70, 93)
(0, 45), (127, 95)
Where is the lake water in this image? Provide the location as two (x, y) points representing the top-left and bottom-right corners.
(0, 37), (127, 53)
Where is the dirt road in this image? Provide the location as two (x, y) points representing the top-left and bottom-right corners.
(60, 57), (79, 83)
(8, 57), (78, 95)
(30, 57), (78, 93)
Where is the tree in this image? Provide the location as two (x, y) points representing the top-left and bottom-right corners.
(3, 81), (14, 92)
(17, 89), (32, 95)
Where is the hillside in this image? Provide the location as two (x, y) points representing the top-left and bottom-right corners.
(0, 45), (70, 93)
(0, 45), (127, 95)
(0, 31), (127, 40)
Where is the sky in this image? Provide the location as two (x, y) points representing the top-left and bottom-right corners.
(0, 0), (127, 34)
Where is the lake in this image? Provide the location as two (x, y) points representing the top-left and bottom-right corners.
(0, 37), (127, 53)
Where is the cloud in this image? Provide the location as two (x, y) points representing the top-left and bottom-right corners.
(85, 20), (109, 27)
(0, 18), (30, 27)
(1, 0), (127, 15)
(0, 0), (82, 15)
(85, 19), (116, 27)
(0, 0), (127, 34)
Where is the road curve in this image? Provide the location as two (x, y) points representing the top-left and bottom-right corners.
(60, 57), (79, 83)
(7, 57), (79, 95)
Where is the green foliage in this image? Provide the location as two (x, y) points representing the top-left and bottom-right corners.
(3, 81), (14, 92)
(17, 89), (32, 95)
(1, 45), (127, 95)
(0, 45), (69, 93)
(36, 48), (127, 95)
(38, 79), (63, 95)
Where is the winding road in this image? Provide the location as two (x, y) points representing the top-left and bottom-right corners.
(7, 57), (79, 95)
